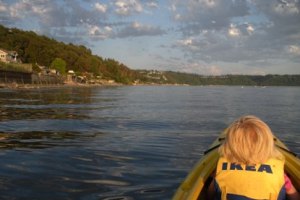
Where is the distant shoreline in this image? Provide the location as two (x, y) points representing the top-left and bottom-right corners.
(2, 82), (300, 90)
(0, 82), (124, 89)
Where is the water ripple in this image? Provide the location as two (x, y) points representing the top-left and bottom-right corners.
(0, 86), (299, 200)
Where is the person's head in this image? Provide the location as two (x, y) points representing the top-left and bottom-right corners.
(219, 115), (283, 165)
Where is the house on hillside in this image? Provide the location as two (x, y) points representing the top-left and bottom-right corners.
(0, 49), (18, 63)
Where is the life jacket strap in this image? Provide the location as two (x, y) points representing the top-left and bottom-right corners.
(221, 187), (227, 200)
(269, 193), (278, 200)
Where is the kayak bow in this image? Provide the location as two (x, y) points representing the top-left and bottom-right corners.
(173, 132), (300, 200)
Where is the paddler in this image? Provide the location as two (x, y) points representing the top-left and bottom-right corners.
(208, 115), (299, 200)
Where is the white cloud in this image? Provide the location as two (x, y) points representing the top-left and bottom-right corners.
(146, 1), (158, 8)
(89, 25), (100, 35)
(170, 4), (176, 12)
(178, 38), (193, 46)
(228, 24), (240, 37)
(114, 0), (143, 16)
(34, 7), (49, 15)
(176, 37), (204, 52)
(1, 0), (300, 74)
(0, 2), (7, 12)
(170, 0), (249, 33)
(274, 0), (299, 15)
(95, 2), (107, 13)
(246, 24), (254, 34)
(288, 45), (300, 55)
(9, 1), (26, 18)
(132, 21), (141, 29)
(88, 25), (113, 39)
(201, 0), (217, 8)
(115, 21), (165, 38)
(174, 13), (181, 20)
(8, 0), (50, 18)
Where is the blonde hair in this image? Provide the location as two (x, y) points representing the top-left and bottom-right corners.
(219, 115), (283, 165)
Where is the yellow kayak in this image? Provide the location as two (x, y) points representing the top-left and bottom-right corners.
(173, 132), (300, 200)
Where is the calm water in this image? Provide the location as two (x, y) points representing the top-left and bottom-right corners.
(0, 86), (299, 200)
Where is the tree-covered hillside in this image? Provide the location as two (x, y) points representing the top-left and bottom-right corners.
(141, 70), (300, 86)
(1, 24), (299, 86)
(0, 24), (142, 84)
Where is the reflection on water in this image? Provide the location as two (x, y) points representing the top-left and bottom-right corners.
(0, 131), (103, 149)
(0, 87), (94, 121)
(0, 86), (299, 199)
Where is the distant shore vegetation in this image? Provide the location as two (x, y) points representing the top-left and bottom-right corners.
(1, 24), (300, 86)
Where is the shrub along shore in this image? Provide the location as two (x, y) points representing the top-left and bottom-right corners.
(1, 24), (300, 87)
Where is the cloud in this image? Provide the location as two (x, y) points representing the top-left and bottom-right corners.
(228, 24), (241, 37)
(88, 25), (113, 39)
(176, 38), (201, 52)
(273, 0), (299, 15)
(1, 1), (111, 39)
(0, 0), (166, 43)
(95, 2), (107, 13)
(115, 22), (166, 38)
(0, 0), (299, 74)
(146, 1), (158, 8)
(174, 27), (276, 65)
(168, 0), (300, 70)
(246, 24), (254, 34)
(178, 38), (193, 46)
(287, 45), (300, 56)
(249, 0), (300, 60)
(171, 0), (250, 34)
(114, 0), (143, 16)
(47, 27), (88, 44)
(8, 0), (54, 20)
(0, 3), (6, 12)
(228, 23), (255, 37)
(0, 1), (11, 24)
(252, 0), (300, 36)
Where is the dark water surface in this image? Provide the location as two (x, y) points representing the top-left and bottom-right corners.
(0, 86), (299, 200)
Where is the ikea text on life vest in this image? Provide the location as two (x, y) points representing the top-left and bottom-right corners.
(221, 162), (273, 174)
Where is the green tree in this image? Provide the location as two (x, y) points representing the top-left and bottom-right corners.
(50, 58), (66, 75)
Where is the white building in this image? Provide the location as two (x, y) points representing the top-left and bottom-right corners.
(0, 49), (18, 63)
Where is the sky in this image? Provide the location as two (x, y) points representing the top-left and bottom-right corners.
(0, 0), (300, 75)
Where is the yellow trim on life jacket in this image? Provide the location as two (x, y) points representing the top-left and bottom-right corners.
(215, 157), (285, 200)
